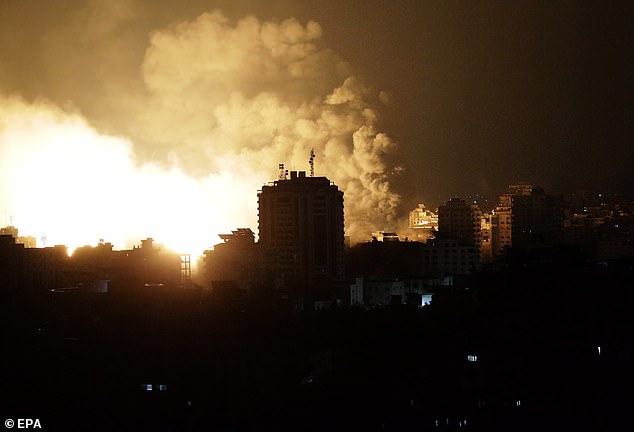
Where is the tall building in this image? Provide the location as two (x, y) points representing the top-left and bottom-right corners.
(511, 187), (564, 248)
(480, 212), (493, 262)
(437, 198), (483, 246)
(258, 170), (344, 302)
(491, 204), (512, 256)
(490, 184), (534, 257)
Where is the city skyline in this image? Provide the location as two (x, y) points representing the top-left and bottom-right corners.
(2, 3), (632, 429)
(1, 1), (631, 255)
(0, 178), (631, 256)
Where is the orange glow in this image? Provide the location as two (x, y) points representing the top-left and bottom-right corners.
(0, 98), (260, 256)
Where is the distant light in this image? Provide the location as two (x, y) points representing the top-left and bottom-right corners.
(145, 384), (153, 391)
(597, 346), (601, 356)
(159, 384), (168, 391)
(467, 355), (478, 362)
(516, 400), (521, 407)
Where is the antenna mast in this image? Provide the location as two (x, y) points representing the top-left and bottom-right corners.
(278, 163), (288, 180)
(309, 148), (315, 177)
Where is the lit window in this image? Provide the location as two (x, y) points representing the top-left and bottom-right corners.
(145, 384), (153, 391)
(467, 355), (478, 362)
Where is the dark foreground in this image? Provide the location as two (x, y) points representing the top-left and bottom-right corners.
(2, 263), (633, 431)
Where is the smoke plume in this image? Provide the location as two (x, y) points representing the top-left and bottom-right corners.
(0, 7), (401, 253)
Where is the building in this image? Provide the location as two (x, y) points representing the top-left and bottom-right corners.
(0, 225), (37, 248)
(421, 237), (480, 276)
(480, 212), (493, 262)
(371, 231), (400, 242)
(67, 238), (182, 294)
(491, 203), (512, 257)
(203, 228), (263, 298)
(511, 187), (564, 249)
(0, 234), (25, 298)
(437, 198), (483, 246)
(349, 277), (433, 308)
(490, 184), (534, 257)
(407, 204), (438, 242)
(258, 170), (345, 304)
(508, 183), (534, 197)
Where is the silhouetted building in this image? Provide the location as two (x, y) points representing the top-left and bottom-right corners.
(1, 225), (37, 248)
(258, 171), (344, 304)
(71, 238), (181, 293)
(67, 241), (123, 293)
(346, 239), (424, 280)
(491, 203), (512, 257)
(421, 237), (480, 276)
(349, 277), (433, 307)
(438, 198), (483, 246)
(23, 244), (69, 296)
(0, 234), (24, 298)
(511, 187), (564, 249)
(490, 184), (534, 257)
(203, 228), (263, 297)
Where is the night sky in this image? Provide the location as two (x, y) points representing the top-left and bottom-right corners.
(0, 0), (631, 247)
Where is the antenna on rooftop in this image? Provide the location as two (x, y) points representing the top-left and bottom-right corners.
(278, 163), (288, 180)
(309, 148), (315, 177)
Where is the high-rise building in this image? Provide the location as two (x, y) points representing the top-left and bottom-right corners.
(258, 170), (344, 302)
(490, 184), (534, 257)
(480, 212), (493, 262)
(491, 204), (512, 256)
(437, 198), (483, 246)
(511, 187), (564, 248)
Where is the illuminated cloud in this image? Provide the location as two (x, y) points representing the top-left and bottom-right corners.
(132, 10), (402, 239)
(1, 8), (402, 254)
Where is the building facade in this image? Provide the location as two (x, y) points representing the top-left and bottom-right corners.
(258, 171), (345, 301)
(407, 204), (438, 242)
(203, 228), (263, 297)
(438, 198), (483, 246)
(511, 187), (564, 249)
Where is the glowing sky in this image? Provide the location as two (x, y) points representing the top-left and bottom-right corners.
(0, 1), (631, 254)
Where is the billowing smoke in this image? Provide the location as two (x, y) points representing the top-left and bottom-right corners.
(131, 11), (402, 238)
(0, 8), (401, 253)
